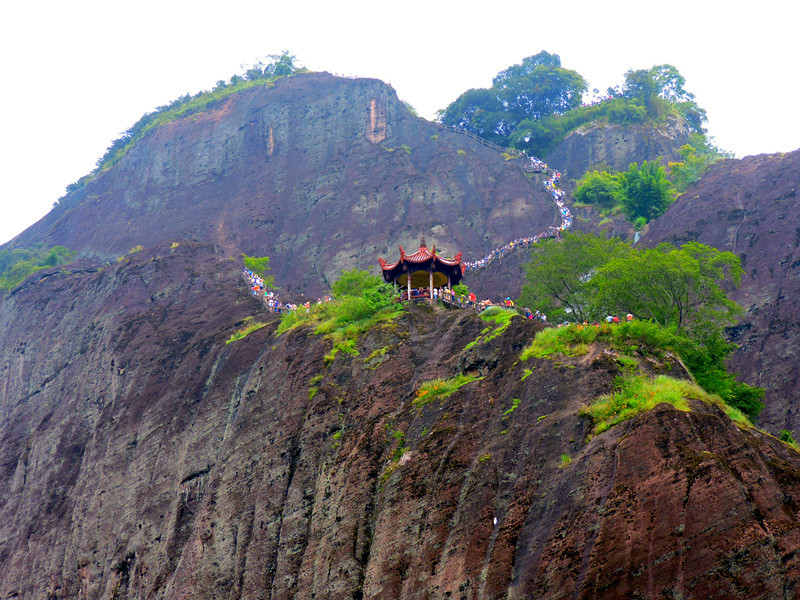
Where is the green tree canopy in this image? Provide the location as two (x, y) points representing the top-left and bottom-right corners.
(620, 64), (707, 132)
(591, 242), (743, 334)
(617, 160), (673, 223)
(519, 232), (760, 418)
(574, 171), (621, 209)
(440, 51), (587, 144)
(242, 254), (275, 287)
(519, 233), (629, 322)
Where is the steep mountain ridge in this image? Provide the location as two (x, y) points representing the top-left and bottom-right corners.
(1, 244), (799, 598)
(7, 73), (558, 297)
(643, 149), (800, 433)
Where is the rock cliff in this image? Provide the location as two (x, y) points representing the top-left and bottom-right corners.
(7, 73), (558, 297)
(643, 149), (800, 434)
(1, 243), (799, 599)
(546, 115), (692, 179)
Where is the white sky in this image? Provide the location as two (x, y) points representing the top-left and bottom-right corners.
(1, 0), (798, 245)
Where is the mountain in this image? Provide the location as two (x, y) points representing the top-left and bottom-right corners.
(3, 69), (800, 598)
(643, 149), (800, 433)
(7, 73), (558, 297)
(1, 244), (799, 598)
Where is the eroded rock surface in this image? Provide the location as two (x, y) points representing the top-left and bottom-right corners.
(8, 73), (557, 297)
(644, 149), (800, 434)
(546, 115), (692, 179)
(1, 243), (799, 599)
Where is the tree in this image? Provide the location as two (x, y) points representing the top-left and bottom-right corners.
(493, 52), (588, 123)
(440, 51), (586, 146)
(668, 134), (733, 192)
(574, 171), (621, 209)
(622, 64), (706, 132)
(439, 88), (508, 143)
(590, 242), (743, 334)
(519, 233), (629, 322)
(617, 160), (673, 223)
(331, 268), (384, 298)
(242, 255), (275, 287)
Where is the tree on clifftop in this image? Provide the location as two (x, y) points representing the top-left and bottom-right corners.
(621, 64), (707, 132)
(440, 51), (587, 145)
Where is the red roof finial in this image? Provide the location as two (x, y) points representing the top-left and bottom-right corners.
(419, 237), (427, 249)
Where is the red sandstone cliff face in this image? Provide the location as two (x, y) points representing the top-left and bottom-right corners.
(1, 243), (799, 599)
(643, 149), (800, 434)
(545, 115), (692, 179)
(7, 73), (558, 297)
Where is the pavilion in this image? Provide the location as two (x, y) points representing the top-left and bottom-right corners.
(378, 239), (464, 300)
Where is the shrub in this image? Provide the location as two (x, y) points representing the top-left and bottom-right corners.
(413, 374), (482, 407)
(0, 245), (75, 292)
(582, 375), (696, 435)
(226, 317), (268, 344)
(242, 254), (274, 286)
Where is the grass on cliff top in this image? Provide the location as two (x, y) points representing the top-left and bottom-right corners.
(521, 320), (672, 360)
(582, 374), (750, 436)
(465, 307), (518, 350)
(413, 374), (483, 407)
(277, 293), (404, 362)
(522, 321), (755, 435)
(226, 316), (269, 344)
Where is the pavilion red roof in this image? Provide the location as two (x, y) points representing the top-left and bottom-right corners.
(378, 243), (463, 272)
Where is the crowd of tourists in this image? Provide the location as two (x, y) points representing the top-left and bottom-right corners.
(462, 155), (572, 272)
(243, 268), (335, 314)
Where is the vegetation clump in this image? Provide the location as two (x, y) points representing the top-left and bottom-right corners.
(0, 245), (75, 292)
(521, 320), (763, 422)
(226, 316), (269, 344)
(465, 306), (517, 349)
(441, 53), (711, 159)
(573, 134), (730, 223)
(277, 268), (403, 361)
(413, 374), (482, 407)
(242, 254), (275, 286)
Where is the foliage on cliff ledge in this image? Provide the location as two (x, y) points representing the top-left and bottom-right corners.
(63, 52), (306, 195)
(277, 268), (403, 361)
(0, 245), (75, 292)
(522, 320), (764, 422)
(582, 375), (750, 436)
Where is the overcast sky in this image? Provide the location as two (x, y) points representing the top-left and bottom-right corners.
(1, 0), (798, 245)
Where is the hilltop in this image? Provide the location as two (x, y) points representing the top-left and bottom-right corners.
(6, 72), (557, 298)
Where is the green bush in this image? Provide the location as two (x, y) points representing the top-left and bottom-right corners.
(413, 374), (482, 407)
(0, 245), (75, 292)
(226, 317), (268, 344)
(242, 254), (275, 286)
(277, 269), (403, 361)
(574, 171), (620, 209)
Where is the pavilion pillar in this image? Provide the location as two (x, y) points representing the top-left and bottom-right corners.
(407, 269), (412, 301)
(429, 270), (434, 303)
